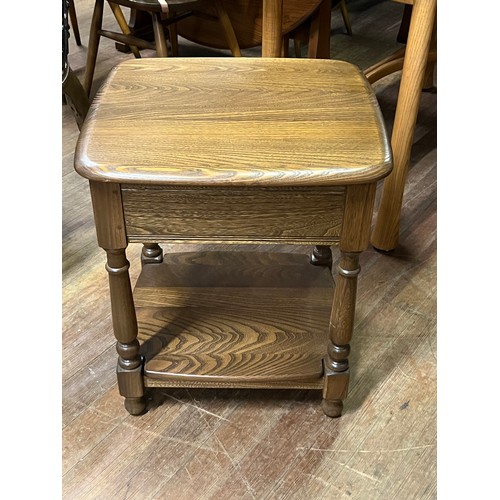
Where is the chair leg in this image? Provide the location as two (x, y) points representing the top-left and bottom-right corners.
(214, 0), (241, 57)
(108, 2), (142, 58)
(169, 22), (179, 57)
(282, 34), (289, 57)
(68, 0), (82, 45)
(294, 37), (302, 57)
(422, 19), (437, 90)
(84, 0), (105, 97)
(290, 23), (309, 58)
(151, 12), (169, 56)
(371, 0), (436, 251)
(338, 0), (352, 36)
(307, 0), (332, 59)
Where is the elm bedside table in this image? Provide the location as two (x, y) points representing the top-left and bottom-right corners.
(74, 58), (392, 417)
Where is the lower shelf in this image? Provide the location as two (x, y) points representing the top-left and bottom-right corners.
(135, 250), (334, 389)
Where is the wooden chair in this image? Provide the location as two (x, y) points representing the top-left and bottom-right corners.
(63, 67), (90, 130)
(63, 0), (89, 129)
(68, 0), (82, 46)
(84, 0), (241, 96)
(365, 0), (437, 251)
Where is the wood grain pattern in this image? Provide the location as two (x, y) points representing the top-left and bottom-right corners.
(122, 185), (345, 243)
(134, 251), (333, 385)
(104, 248), (146, 414)
(89, 181), (127, 249)
(63, 1), (436, 497)
(75, 58), (391, 186)
(340, 183), (377, 252)
(83, 0), (242, 96)
(77, 34), (390, 418)
(262, 0), (284, 56)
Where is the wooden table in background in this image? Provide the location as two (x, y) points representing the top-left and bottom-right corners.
(123, 0), (332, 58)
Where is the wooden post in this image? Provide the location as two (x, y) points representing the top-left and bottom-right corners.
(322, 184), (376, 416)
(214, 0), (242, 57)
(262, 0), (283, 57)
(151, 12), (168, 57)
(108, 2), (142, 58)
(90, 182), (146, 415)
(83, 0), (104, 96)
(322, 251), (359, 417)
(141, 243), (163, 266)
(307, 0), (332, 59)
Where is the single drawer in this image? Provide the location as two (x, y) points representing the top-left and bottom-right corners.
(121, 185), (346, 245)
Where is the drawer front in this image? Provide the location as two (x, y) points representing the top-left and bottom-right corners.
(121, 185), (346, 244)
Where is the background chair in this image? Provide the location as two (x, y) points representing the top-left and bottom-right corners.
(365, 0), (437, 251)
(68, 0), (82, 46)
(63, 0), (89, 129)
(84, 0), (241, 96)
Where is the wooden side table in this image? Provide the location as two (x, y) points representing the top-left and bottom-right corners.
(74, 58), (392, 417)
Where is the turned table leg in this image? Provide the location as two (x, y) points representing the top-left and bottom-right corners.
(322, 251), (360, 417)
(310, 245), (332, 268)
(141, 243), (163, 266)
(90, 181), (146, 415)
(321, 183), (376, 416)
(105, 249), (146, 415)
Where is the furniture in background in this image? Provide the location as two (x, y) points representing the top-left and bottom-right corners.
(337, 0), (352, 35)
(63, 0), (89, 129)
(68, 0), (82, 46)
(175, 0), (335, 58)
(74, 57), (392, 417)
(118, 0), (334, 59)
(83, 0), (241, 96)
(365, 0), (437, 251)
(285, 0), (352, 58)
(63, 66), (90, 130)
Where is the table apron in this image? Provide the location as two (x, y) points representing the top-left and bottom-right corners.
(121, 185), (346, 245)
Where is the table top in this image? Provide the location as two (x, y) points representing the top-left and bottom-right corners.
(75, 58), (392, 187)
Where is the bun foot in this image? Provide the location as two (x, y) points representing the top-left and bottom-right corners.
(321, 399), (343, 418)
(124, 396), (147, 416)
